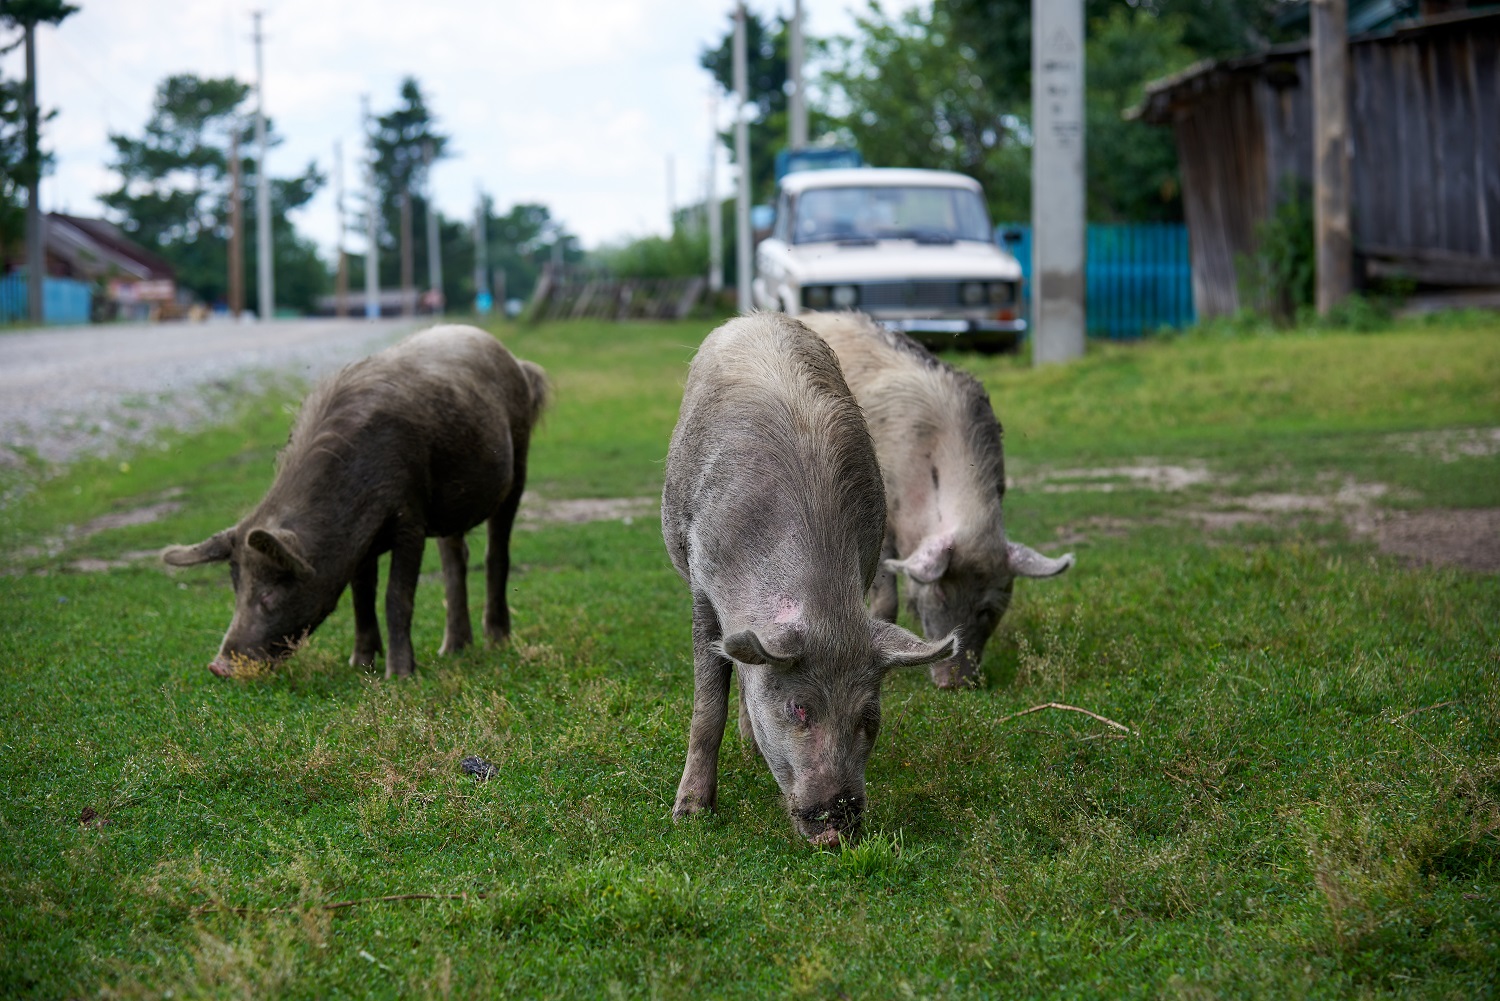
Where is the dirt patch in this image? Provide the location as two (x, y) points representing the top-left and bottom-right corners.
(77, 498), (183, 536)
(1386, 427), (1500, 464)
(518, 495), (657, 527)
(1361, 508), (1500, 573)
(1017, 462), (1218, 494)
(6, 490), (184, 568)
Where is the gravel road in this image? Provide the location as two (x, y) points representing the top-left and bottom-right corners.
(0, 317), (419, 468)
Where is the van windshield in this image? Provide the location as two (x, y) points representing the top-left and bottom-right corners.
(791, 185), (993, 245)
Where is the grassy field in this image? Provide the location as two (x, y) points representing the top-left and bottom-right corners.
(1, 315), (1497, 998)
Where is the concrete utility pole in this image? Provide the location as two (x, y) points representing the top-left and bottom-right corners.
(788, 0), (807, 149)
(252, 11), (274, 322)
(474, 186), (490, 314)
(666, 153), (675, 233)
(363, 95), (381, 320)
(400, 193), (415, 316)
(423, 142), (442, 313)
(733, 2), (752, 313)
(23, 25), (42, 323)
(1031, 0), (1086, 365)
(228, 128), (244, 317)
(707, 89), (723, 294)
(1312, 0), (1352, 314)
(334, 140), (348, 317)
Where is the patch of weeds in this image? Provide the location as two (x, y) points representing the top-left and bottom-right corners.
(486, 859), (718, 942)
(822, 828), (924, 882)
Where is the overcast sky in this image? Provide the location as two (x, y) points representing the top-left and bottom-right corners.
(3, 0), (908, 255)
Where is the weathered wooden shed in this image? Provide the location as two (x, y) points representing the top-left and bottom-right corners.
(1133, 9), (1500, 317)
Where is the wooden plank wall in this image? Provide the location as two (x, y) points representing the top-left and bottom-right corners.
(1351, 27), (1500, 272)
(1174, 79), (1271, 316)
(1170, 15), (1499, 316)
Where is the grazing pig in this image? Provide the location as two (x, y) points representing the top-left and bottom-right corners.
(800, 311), (1072, 689)
(662, 313), (957, 846)
(162, 324), (547, 679)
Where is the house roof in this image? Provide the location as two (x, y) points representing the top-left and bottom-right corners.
(1128, 7), (1500, 125)
(46, 213), (176, 283)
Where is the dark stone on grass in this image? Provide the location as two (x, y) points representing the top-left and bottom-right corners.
(462, 756), (499, 781)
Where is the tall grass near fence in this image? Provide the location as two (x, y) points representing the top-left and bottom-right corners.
(0, 316), (1497, 997)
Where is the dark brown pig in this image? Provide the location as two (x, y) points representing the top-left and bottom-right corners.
(162, 324), (547, 679)
(801, 311), (1072, 689)
(662, 313), (956, 846)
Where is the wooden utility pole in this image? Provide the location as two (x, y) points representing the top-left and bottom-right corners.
(422, 142), (442, 313)
(228, 129), (244, 317)
(1312, 0), (1352, 314)
(400, 191), (415, 316)
(333, 140), (348, 317)
(733, 2), (752, 314)
(23, 24), (42, 323)
(253, 10), (274, 322)
(1031, 0), (1086, 365)
(362, 94), (380, 319)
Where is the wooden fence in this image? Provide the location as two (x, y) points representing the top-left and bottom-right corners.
(527, 265), (705, 323)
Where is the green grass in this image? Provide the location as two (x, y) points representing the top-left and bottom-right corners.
(1, 316), (1497, 998)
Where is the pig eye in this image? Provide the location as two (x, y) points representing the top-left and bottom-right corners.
(258, 590), (276, 611)
(784, 700), (809, 726)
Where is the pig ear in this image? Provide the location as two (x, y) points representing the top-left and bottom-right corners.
(872, 619), (959, 671)
(883, 533), (954, 584)
(162, 529), (235, 567)
(720, 628), (801, 669)
(1006, 541), (1074, 578)
(247, 527), (315, 581)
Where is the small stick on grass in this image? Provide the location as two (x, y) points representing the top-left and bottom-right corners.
(1390, 700), (1457, 722)
(193, 892), (488, 917)
(998, 702), (1134, 734)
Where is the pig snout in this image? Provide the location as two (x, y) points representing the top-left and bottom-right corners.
(793, 793), (865, 846)
(207, 656), (238, 678)
(929, 646), (982, 689)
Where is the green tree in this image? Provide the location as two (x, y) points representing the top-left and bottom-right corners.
(371, 77), (447, 290)
(821, 2), (1031, 222)
(102, 73), (327, 311)
(0, 0), (78, 263)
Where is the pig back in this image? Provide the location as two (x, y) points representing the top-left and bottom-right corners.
(663, 314), (886, 602)
(275, 325), (544, 539)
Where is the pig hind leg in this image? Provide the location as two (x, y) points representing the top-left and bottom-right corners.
(674, 591), (733, 819)
(349, 552), (384, 667)
(482, 442), (527, 644)
(437, 534), (474, 655)
(383, 528), (426, 679)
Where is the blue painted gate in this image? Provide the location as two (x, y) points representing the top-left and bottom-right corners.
(0, 272), (94, 325)
(996, 223), (1195, 339)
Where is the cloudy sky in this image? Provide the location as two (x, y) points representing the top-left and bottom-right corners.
(3, 0), (904, 255)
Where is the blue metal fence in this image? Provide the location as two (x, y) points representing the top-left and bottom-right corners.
(997, 222), (1195, 339)
(0, 272), (93, 325)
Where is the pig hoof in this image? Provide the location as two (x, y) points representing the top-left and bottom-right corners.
(672, 794), (714, 820)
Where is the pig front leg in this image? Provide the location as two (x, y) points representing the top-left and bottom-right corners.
(437, 534), (473, 655)
(383, 529), (426, 679)
(483, 449), (528, 644)
(349, 551), (384, 667)
(869, 528), (899, 622)
(674, 591), (732, 819)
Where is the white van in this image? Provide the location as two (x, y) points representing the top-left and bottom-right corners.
(752, 167), (1026, 351)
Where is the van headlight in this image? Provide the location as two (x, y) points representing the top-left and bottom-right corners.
(831, 285), (859, 308)
(803, 286), (831, 309)
(960, 282), (986, 306)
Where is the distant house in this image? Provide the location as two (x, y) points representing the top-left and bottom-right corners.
(1132, 8), (1500, 317)
(44, 214), (177, 321)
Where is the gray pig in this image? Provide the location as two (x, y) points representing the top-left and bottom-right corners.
(662, 313), (956, 846)
(163, 325), (547, 679)
(800, 311), (1072, 689)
